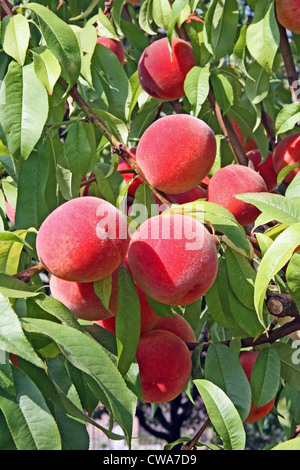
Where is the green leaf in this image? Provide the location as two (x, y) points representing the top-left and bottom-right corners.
(236, 192), (300, 226)
(0, 61), (49, 160)
(152, 0), (172, 30)
(64, 122), (92, 179)
(0, 294), (44, 368)
(246, 0), (279, 74)
(14, 143), (51, 230)
(245, 61), (270, 105)
(1, 14), (30, 66)
(210, 70), (234, 114)
(184, 66), (210, 117)
(91, 44), (132, 123)
(254, 223), (300, 322)
(224, 247), (256, 310)
(0, 366), (62, 450)
(286, 172), (300, 200)
(205, 343), (251, 422)
(271, 438), (300, 450)
(250, 347), (280, 407)
(194, 379), (246, 450)
(21, 318), (137, 443)
(93, 274), (113, 312)
(275, 102), (300, 134)
(286, 252), (300, 312)
(24, 3), (81, 89)
(32, 46), (61, 95)
(204, 0), (239, 60)
(272, 342), (300, 391)
(116, 265), (141, 377)
(0, 273), (40, 298)
(206, 257), (235, 329)
(167, 0), (189, 46)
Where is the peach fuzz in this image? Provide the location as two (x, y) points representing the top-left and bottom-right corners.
(49, 270), (119, 321)
(36, 197), (130, 283)
(239, 351), (276, 423)
(136, 114), (216, 194)
(246, 150), (278, 191)
(136, 329), (192, 403)
(96, 37), (125, 66)
(153, 312), (196, 344)
(275, 0), (300, 34)
(127, 213), (218, 306)
(272, 133), (300, 184)
(138, 37), (196, 101)
(97, 284), (159, 335)
(207, 164), (268, 226)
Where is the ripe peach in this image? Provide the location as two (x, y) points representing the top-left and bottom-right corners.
(36, 197), (130, 283)
(96, 37), (125, 66)
(239, 351), (276, 423)
(136, 329), (192, 403)
(246, 150), (278, 191)
(153, 312), (196, 344)
(127, 213), (218, 306)
(207, 164), (268, 226)
(138, 37), (196, 101)
(49, 269), (119, 321)
(136, 114), (216, 194)
(276, 0), (300, 34)
(272, 133), (300, 184)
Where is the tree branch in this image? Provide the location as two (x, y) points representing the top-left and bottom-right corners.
(266, 292), (299, 319)
(58, 78), (172, 207)
(278, 23), (299, 103)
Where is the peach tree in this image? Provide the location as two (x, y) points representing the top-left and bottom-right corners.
(0, 0), (300, 451)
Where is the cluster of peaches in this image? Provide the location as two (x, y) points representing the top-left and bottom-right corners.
(35, 21), (300, 423)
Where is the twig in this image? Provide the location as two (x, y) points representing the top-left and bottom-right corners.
(181, 417), (211, 450)
(266, 292), (299, 319)
(58, 78), (172, 207)
(13, 264), (46, 283)
(278, 23), (299, 103)
(208, 87), (248, 166)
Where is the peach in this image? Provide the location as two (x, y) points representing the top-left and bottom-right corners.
(246, 150), (278, 191)
(0, 1), (13, 19)
(36, 197), (130, 283)
(97, 284), (159, 335)
(239, 351), (276, 423)
(136, 329), (192, 403)
(136, 114), (217, 194)
(272, 133), (300, 184)
(49, 269), (119, 321)
(153, 312), (196, 344)
(152, 185), (207, 214)
(232, 116), (273, 153)
(276, 0), (300, 34)
(127, 213), (218, 306)
(96, 37), (125, 66)
(207, 164), (268, 226)
(138, 37), (196, 101)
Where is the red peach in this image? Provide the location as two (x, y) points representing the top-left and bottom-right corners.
(96, 37), (125, 66)
(36, 197), (130, 283)
(153, 312), (196, 344)
(272, 133), (300, 184)
(136, 329), (192, 403)
(239, 351), (276, 423)
(127, 213), (218, 306)
(138, 37), (196, 101)
(136, 114), (216, 194)
(246, 150), (278, 191)
(276, 0), (300, 34)
(49, 269), (119, 321)
(117, 149), (143, 197)
(207, 164), (268, 226)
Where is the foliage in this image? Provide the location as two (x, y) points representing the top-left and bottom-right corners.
(0, 0), (299, 451)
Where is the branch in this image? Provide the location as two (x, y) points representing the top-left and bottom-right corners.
(266, 292), (299, 319)
(181, 417), (211, 450)
(13, 264), (46, 283)
(208, 87), (249, 166)
(58, 78), (172, 207)
(278, 23), (299, 103)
